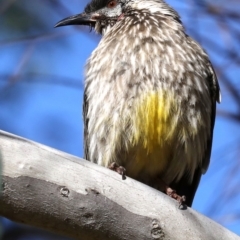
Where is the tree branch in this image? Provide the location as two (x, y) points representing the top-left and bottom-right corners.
(0, 130), (239, 240)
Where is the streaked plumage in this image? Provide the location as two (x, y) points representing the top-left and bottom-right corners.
(55, 0), (220, 206)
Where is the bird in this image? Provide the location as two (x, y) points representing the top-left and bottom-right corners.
(55, 0), (221, 207)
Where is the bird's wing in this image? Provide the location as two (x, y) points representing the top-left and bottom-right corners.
(174, 62), (220, 207)
(83, 90), (90, 160)
(201, 62), (221, 173)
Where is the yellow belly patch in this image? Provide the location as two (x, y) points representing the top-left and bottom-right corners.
(127, 90), (179, 175)
(131, 91), (178, 151)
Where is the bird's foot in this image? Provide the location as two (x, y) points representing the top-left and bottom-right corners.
(166, 187), (186, 208)
(108, 162), (126, 180)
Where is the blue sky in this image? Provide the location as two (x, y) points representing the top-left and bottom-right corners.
(0, 0), (240, 237)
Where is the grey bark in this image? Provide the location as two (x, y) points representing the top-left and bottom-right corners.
(0, 130), (239, 240)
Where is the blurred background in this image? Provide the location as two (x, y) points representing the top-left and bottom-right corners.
(0, 0), (240, 239)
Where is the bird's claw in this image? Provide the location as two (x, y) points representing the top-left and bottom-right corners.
(108, 162), (126, 180)
(166, 187), (186, 209)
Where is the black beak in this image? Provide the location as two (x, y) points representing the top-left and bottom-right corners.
(54, 12), (97, 28)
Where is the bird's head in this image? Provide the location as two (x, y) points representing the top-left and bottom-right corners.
(55, 0), (127, 35)
(55, 0), (181, 35)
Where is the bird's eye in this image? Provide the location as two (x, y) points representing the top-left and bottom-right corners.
(107, 0), (117, 8)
